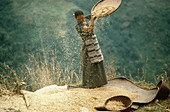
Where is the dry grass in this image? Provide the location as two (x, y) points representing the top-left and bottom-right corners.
(23, 52), (81, 91)
(0, 53), (169, 92)
(0, 51), (81, 92)
(105, 59), (116, 80)
(0, 64), (25, 93)
(0, 51), (118, 92)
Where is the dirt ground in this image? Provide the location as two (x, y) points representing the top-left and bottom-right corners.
(0, 86), (137, 112)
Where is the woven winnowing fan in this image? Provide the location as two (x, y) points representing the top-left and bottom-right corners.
(91, 0), (122, 18)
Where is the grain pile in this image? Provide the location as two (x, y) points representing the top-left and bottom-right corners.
(105, 100), (126, 111)
(92, 6), (115, 17)
(0, 86), (137, 112)
(0, 88), (13, 96)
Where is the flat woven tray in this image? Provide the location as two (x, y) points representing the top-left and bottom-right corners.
(91, 0), (122, 18)
(104, 77), (170, 103)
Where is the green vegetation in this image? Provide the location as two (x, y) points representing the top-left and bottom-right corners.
(135, 81), (155, 89)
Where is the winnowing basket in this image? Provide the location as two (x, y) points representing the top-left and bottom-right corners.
(91, 0), (122, 18)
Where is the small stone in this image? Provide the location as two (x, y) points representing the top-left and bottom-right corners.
(154, 99), (159, 103)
